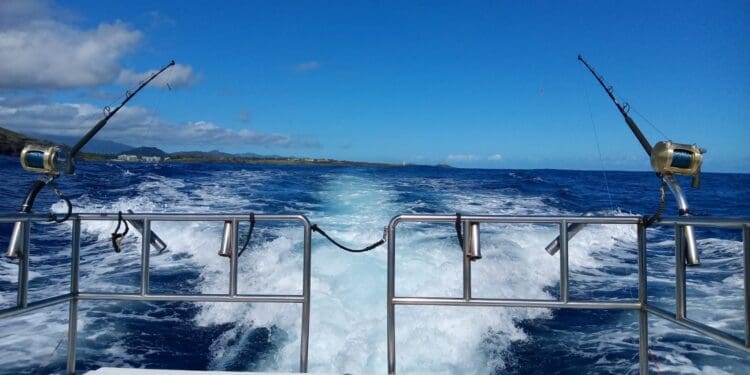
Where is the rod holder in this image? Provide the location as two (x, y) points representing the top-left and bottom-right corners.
(218, 221), (234, 257)
(681, 224), (699, 266)
(5, 222), (25, 259)
(663, 175), (700, 266)
(126, 210), (167, 253)
(545, 222), (586, 255)
(466, 221), (481, 261)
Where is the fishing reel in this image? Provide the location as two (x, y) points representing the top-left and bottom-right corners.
(650, 141), (705, 188)
(20, 144), (74, 176)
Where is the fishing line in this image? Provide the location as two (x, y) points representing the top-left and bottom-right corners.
(33, 331), (66, 375)
(144, 66), (174, 142)
(630, 106), (669, 140)
(581, 70), (615, 212)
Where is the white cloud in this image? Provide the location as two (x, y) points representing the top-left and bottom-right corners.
(488, 153), (502, 161)
(117, 63), (196, 89)
(0, 1), (195, 91)
(143, 10), (176, 29)
(0, 18), (141, 89)
(293, 61), (320, 73)
(447, 154), (480, 162)
(0, 0), (67, 28)
(0, 98), (317, 148)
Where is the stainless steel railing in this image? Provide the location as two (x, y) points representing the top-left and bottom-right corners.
(2, 213), (748, 373)
(386, 214), (750, 374)
(0, 213), (312, 374)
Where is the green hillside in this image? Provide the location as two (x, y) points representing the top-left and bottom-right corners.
(0, 127), (56, 156)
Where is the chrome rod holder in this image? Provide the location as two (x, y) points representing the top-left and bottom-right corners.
(545, 222), (586, 255)
(466, 221), (481, 261)
(6, 221), (26, 259)
(218, 220), (234, 257)
(664, 175), (700, 265)
(127, 210), (168, 253)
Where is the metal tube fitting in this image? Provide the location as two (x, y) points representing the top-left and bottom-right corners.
(218, 221), (234, 257)
(466, 222), (481, 261)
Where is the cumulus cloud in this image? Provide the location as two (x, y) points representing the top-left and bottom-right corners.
(117, 63), (196, 89)
(0, 1), (195, 91)
(488, 154), (502, 161)
(0, 0), (67, 28)
(293, 61), (320, 73)
(0, 98), (317, 148)
(0, 16), (141, 89)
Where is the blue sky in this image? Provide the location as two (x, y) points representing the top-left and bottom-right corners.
(1, 1), (748, 172)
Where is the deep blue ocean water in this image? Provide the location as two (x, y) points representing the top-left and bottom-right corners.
(0, 155), (748, 374)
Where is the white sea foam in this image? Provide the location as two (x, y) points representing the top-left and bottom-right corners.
(1, 168), (747, 374)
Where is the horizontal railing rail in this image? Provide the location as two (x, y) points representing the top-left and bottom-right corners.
(0, 213), (312, 374)
(386, 214), (750, 375)
(648, 218), (750, 353)
(2, 213), (748, 374)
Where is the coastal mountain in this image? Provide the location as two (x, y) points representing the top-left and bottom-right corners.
(122, 147), (167, 157)
(170, 150), (235, 158)
(0, 127), (407, 167)
(25, 133), (134, 154)
(0, 127), (57, 156)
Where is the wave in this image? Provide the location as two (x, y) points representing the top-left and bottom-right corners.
(0, 166), (747, 373)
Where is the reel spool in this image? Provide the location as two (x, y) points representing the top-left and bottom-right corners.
(20, 145), (73, 176)
(650, 141), (704, 188)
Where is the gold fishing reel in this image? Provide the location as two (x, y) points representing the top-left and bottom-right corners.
(650, 141), (705, 188)
(20, 144), (73, 176)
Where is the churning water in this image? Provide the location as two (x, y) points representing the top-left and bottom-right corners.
(0, 157), (748, 374)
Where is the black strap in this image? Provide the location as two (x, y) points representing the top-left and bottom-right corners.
(644, 180), (667, 228)
(311, 224), (386, 253)
(48, 183), (72, 223)
(111, 211), (129, 253)
(237, 212), (256, 258)
(455, 213), (464, 250)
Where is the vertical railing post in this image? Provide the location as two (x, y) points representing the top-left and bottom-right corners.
(387, 220), (397, 375)
(462, 220), (472, 301)
(743, 225), (750, 347)
(637, 222), (649, 374)
(140, 219), (151, 296)
(229, 218), (238, 297)
(17, 219), (31, 308)
(300, 220), (311, 373)
(559, 220), (569, 303)
(67, 217), (81, 375)
(675, 224), (687, 319)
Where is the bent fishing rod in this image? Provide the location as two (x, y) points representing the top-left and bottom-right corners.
(577, 55), (653, 156)
(546, 55), (705, 266)
(6, 60), (175, 258)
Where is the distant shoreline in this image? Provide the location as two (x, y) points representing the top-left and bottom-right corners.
(0, 126), (446, 169)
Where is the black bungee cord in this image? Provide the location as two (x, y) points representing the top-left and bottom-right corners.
(237, 212), (256, 258)
(111, 211), (130, 253)
(311, 224), (387, 253)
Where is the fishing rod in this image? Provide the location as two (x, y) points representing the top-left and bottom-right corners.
(577, 55), (653, 156)
(546, 55), (705, 266)
(70, 60), (176, 159)
(6, 60), (175, 259)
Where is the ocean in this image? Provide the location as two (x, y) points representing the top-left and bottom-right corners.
(0, 156), (748, 374)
